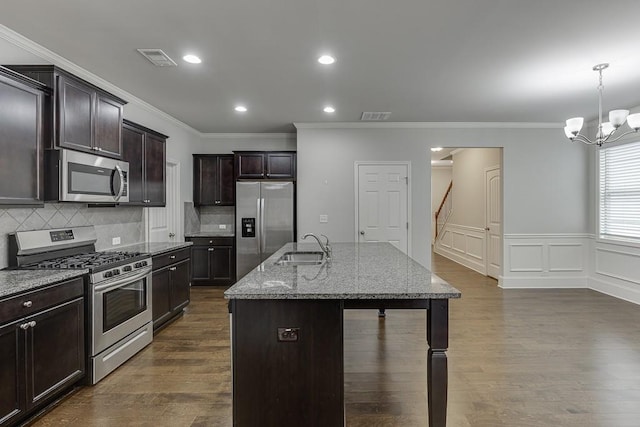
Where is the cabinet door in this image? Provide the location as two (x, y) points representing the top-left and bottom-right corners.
(191, 245), (212, 282)
(95, 94), (123, 158)
(170, 259), (191, 312)
(235, 153), (265, 179)
(122, 124), (145, 205)
(144, 134), (166, 206)
(152, 268), (172, 327)
(57, 75), (94, 152)
(266, 152), (296, 179)
(210, 245), (235, 285)
(194, 156), (218, 206)
(26, 297), (84, 409)
(0, 74), (44, 206)
(0, 321), (25, 427)
(218, 155), (235, 205)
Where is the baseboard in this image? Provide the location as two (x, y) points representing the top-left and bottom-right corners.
(434, 246), (485, 275)
(589, 277), (640, 306)
(499, 276), (587, 289)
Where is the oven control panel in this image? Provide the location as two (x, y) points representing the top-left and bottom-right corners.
(93, 258), (152, 284)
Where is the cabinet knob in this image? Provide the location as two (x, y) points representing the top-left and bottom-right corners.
(170, 255), (176, 259)
(208, 248), (215, 252)
(20, 323), (30, 330)
(23, 300), (33, 308)
(209, 240), (213, 244)
(29, 321), (36, 328)
(169, 267), (177, 271)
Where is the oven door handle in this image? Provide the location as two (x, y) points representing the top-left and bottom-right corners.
(93, 266), (152, 292)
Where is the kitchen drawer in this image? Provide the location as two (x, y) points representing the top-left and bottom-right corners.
(152, 247), (191, 271)
(0, 277), (84, 325)
(187, 237), (234, 247)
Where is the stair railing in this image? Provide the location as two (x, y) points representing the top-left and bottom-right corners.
(434, 181), (453, 241)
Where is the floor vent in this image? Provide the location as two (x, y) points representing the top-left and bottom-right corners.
(136, 49), (177, 67)
(360, 112), (392, 121)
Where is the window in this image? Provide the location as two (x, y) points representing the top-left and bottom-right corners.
(599, 141), (640, 240)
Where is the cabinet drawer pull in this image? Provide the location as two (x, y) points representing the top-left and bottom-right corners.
(169, 255), (176, 259)
(23, 301), (33, 308)
(169, 267), (177, 271)
(208, 248), (215, 252)
(20, 323), (30, 330)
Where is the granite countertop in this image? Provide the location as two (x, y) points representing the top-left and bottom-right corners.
(185, 231), (235, 238)
(117, 241), (193, 257)
(0, 270), (88, 299)
(224, 242), (461, 300)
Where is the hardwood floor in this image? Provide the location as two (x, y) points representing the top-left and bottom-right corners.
(30, 253), (640, 426)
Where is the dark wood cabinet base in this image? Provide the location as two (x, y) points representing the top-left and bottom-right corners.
(231, 299), (344, 426)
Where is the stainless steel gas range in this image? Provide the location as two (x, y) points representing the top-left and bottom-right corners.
(9, 226), (153, 384)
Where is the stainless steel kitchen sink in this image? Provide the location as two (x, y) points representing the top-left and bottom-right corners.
(275, 251), (325, 265)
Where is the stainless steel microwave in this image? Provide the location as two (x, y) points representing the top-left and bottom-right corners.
(46, 149), (129, 203)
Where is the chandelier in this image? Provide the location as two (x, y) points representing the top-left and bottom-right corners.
(564, 63), (640, 146)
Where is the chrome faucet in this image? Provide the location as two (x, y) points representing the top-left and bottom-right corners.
(302, 233), (332, 260)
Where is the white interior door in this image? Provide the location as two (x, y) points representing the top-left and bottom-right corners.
(356, 163), (409, 254)
(485, 166), (501, 279)
(147, 159), (180, 242)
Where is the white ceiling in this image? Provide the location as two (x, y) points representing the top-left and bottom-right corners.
(2, 0), (640, 133)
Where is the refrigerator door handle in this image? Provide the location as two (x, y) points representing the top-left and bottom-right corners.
(256, 198), (261, 254)
(260, 198), (266, 254)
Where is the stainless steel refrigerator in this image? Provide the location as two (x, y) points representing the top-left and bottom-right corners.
(235, 181), (295, 279)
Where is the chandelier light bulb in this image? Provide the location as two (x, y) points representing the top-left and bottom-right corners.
(627, 113), (640, 131)
(609, 110), (629, 128)
(601, 122), (615, 137)
(566, 117), (584, 134)
(564, 126), (575, 139)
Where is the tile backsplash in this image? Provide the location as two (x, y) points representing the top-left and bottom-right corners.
(183, 202), (234, 234)
(0, 203), (144, 269)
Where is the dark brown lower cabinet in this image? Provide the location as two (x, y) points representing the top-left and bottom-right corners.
(231, 299), (343, 426)
(152, 248), (191, 331)
(0, 278), (85, 427)
(186, 237), (236, 286)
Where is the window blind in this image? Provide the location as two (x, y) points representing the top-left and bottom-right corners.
(599, 141), (640, 240)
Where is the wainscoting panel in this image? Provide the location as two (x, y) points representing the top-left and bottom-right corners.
(590, 241), (640, 305)
(501, 234), (590, 289)
(434, 223), (486, 275)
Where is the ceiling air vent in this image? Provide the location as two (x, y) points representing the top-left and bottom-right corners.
(360, 112), (392, 121)
(136, 49), (177, 67)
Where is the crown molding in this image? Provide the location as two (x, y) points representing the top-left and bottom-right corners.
(294, 121), (563, 130)
(0, 24), (200, 136)
(200, 133), (296, 140)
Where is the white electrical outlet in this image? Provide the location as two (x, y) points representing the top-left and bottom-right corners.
(219, 224), (227, 230)
(112, 237), (121, 245)
(319, 214), (328, 223)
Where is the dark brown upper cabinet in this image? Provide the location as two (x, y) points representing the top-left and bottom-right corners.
(7, 65), (126, 159)
(193, 154), (235, 206)
(0, 66), (48, 207)
(234, 151), (296, 180)
(122, 120), (167, 206)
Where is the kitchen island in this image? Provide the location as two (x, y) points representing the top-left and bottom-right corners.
(224, 242), (461, 427)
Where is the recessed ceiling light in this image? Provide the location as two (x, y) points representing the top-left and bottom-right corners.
(318, 55), (335, 65)
(323, 106), (335, 113)
(235, 105), (247, 112)
(431, 147), (443, 152)
(183, 54), (202, 64)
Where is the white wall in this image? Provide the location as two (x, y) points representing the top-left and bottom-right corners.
(296, 124), (590, 274)
(195, 134), (296, 154)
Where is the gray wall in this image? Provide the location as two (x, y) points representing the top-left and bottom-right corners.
(449, 148), (502, 228)
(296, 125), (590, 268)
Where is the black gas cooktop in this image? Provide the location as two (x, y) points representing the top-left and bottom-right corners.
(22, 250), (146, 272)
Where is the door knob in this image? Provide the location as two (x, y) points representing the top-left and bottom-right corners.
(360, 231), (365, 235)
(169, 232), (175, 238)
(484, 227), (490, 231)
